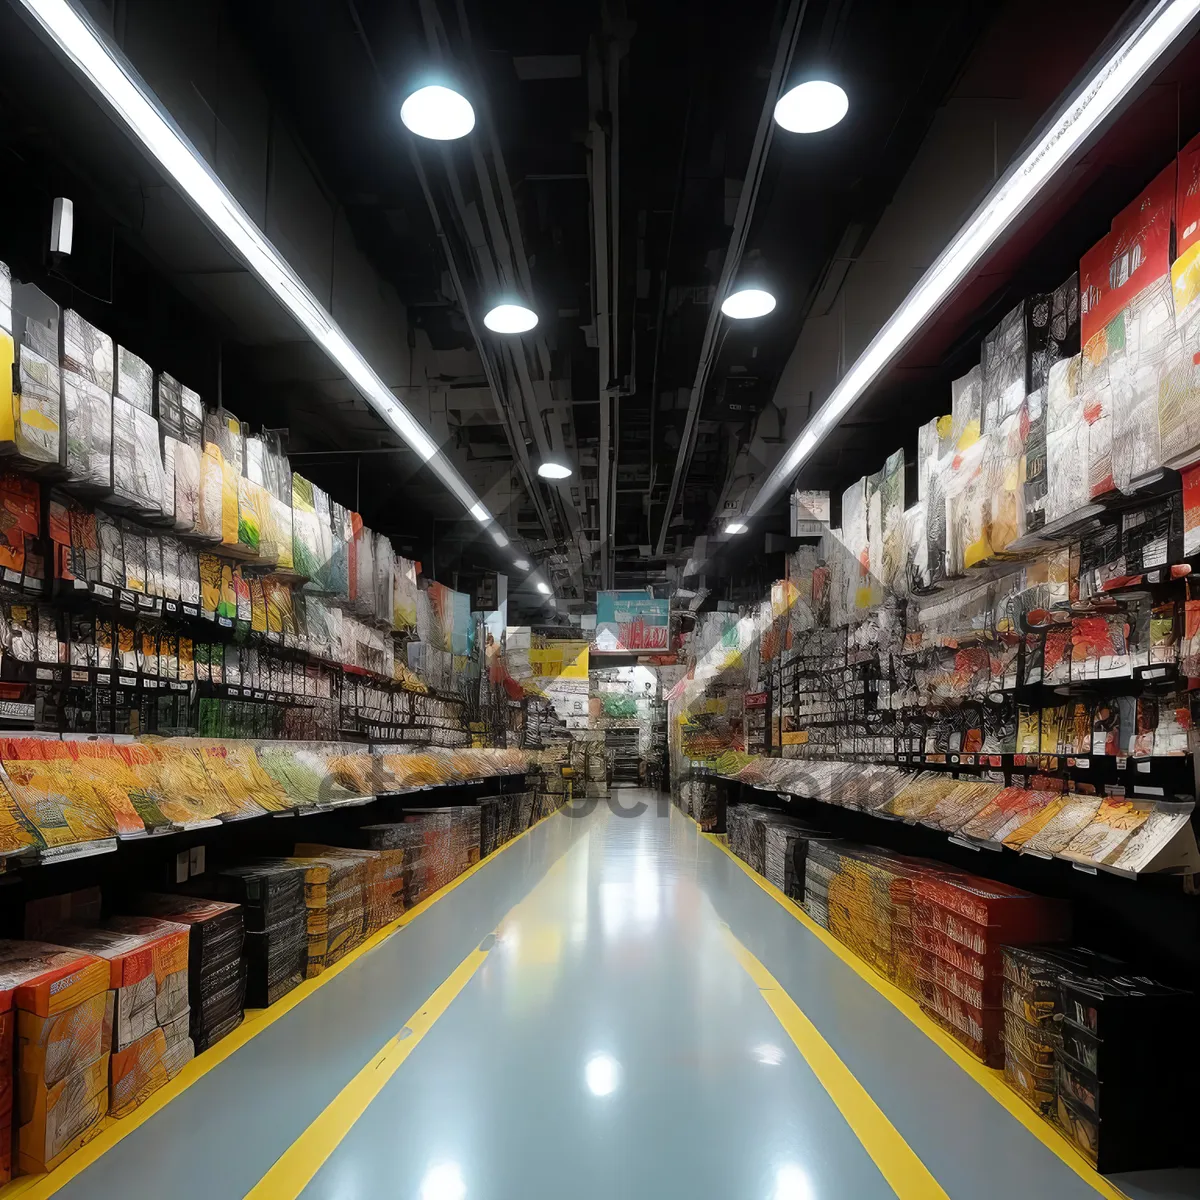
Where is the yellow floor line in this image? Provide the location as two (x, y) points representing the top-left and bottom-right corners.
(1, 802), (566, 1200)
(723, 926), (950, 1200)
(244, 944), (490, 1199)
(695, 813), (1125, 1200)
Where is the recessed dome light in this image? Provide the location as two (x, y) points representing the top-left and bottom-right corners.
(774, 80), (848, 133)
(721, 289), (776, 320)
(536, 581), (551, 595)
(514, 558), (530, 570)
(484, 304), (538, 333)
(400, 85), (476, 141)
(537, 461), (572, 479)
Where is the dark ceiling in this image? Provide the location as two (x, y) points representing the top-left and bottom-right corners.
(0, 0), (1187, 612)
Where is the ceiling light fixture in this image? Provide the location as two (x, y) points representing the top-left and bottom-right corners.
(720, 288), (776, 320)
(400, 84), (476, 141)
(749, 0), (1200, 521)
(536, 581), (551, 595)
(537, 460), (572, 480)
(15, 0), (518, 547)
(468, 503), (490, 524)
(483, 303), (538, 334)
(584, 1053), (620, 1097)
(725, 521), (747, 534)
(491, 530), (508, 547)
(773, 80), (848, 133)
(513, 558), (530, 570)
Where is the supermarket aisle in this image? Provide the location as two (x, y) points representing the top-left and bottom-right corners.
(37, 796), (1186, 1199)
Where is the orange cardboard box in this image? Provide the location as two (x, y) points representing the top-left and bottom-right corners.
(17, 1052), (109, 1175)
(109, 1024), (194, 1118)
(0, 940), (108, 1019)
(17, 990), (109, 1088)
(53, 919), (189, 1051)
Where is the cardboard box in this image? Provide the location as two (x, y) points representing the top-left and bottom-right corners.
(0, 941), (108, 1019)
(52, 919), (189, 1052)
(17, 990), (109, 1088)
(17, 1052), (109, 1175)
(109, 1024), (193, 1118)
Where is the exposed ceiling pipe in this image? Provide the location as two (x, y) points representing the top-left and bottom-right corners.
(588, 17), (626, 591)
(425, 0), (588, 597)
(653, 0), (808, 556)
(343, 0), (559, 550)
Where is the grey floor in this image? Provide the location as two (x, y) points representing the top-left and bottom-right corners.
(48, 793), (1199, 1199)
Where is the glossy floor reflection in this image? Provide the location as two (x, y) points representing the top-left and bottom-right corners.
(43, 794), (1196, 1200)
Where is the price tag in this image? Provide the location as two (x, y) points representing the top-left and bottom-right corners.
(0, 701), (34, 720)
(3, 569), (20, 585)
(93, 584), (114, 600)
(227, 687), (240, 697)
(1071, 862), (1098, 876)
(164, 600), (178, 614)
(218, 616), (232, 628)
(35, 668), (53, 681)
(1116, 756), (1128, 770)
(70, 670), (89, 683)
(182, 604), (199, 618)
(171, 681), (188, 692)
(73, 578), (88, 591)
(137, 594), (155, 609)
(119, 675), (136, 687)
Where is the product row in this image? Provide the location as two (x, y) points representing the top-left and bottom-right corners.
(0, 739), (528, 861)
(713, 760), (1195, 876)
(0, 790), (551, 1182)
(717, 801), (1193, 1173)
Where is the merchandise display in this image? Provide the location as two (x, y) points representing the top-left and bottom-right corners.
(0, 939), (110, 1176)
(132, 895), (245, 1053)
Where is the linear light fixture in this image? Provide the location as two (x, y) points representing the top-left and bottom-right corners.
(18, 0), (511, 538)
(748, 0), (1200, 520)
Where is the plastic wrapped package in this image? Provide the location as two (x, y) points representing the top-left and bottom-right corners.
(15, 346), (60, 468)
(115, 347), (152, 414)
(270, 495), (293, 571)
(170, 439), (199, 533)
(0, 737), (146, 850)
(980, 302), (1027, 430)
(131, 895), (245, 1053)
(254, 742), (360, 809)
(196, 443), (224, 542)
(62, 374), (111, 491)
(291, 474), (322, 581)
(50, 919), (188, 1053)
(1057, 797), (1153, 867)
(0, 473), (40, 576)
(109, 1023), (193, 1117)
(1044, 354), (1087, 523)
(196, 740), (290, 815)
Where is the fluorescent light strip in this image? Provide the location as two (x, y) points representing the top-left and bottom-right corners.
(20, 0), (504, 529)
(749, 0), (1200, 517)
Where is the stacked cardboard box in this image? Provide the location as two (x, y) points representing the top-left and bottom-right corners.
(0, 941), (111, 1176)
(911, 874), (1069, 1065)
(271, 856), (366, 978)
(210, 864), (308, 1008)
(51, 918), (193, 1118)
(294, 844), (405, 935)
(134, 895), (245, 1052)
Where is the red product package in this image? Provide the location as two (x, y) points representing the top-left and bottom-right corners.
(1081, 164), (1175, 344)
(1177, 129), (1200, 257)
